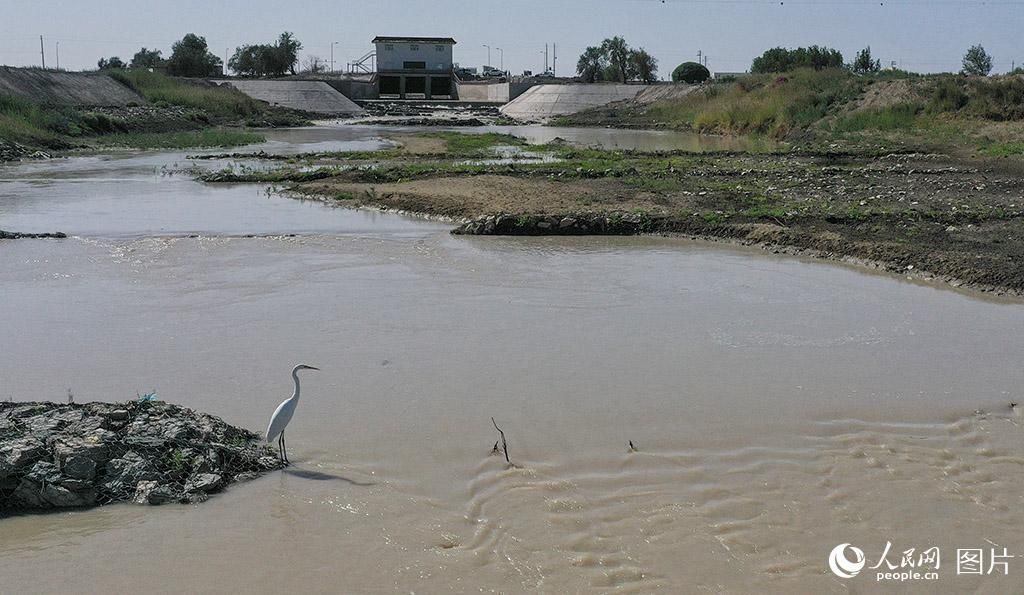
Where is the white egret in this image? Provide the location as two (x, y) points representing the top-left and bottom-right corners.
(266, 364), (320, 464)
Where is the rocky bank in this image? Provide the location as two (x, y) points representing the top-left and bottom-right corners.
(0, 401), (283, 514)
(0, 230), (67, 239)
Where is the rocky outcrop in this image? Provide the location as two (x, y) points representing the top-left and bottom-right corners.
(452, 211), (670, 236)
(0, 401), (282, 514)
(0, 230), (67, 239)
(0, 140), (50, 163)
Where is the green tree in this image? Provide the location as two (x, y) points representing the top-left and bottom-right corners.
(97, 56), (126, 70)
(230, 45), (269, 77)
(631, 48), (658, 84)
(751, 46), (844, 73)
(166, 33), (222, 77)
(672, 62), (710, 84)
(130, 47), (163, 69)
(228, 32), (303, 78)
(852, 46), (881, 74)
(961, 44), (993, 76)
(576, 46), (608, 83)
(275, 32), (303, 76)
(602, 36), (632, 83)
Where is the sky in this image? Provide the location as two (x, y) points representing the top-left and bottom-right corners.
(1, 0), (1022, 76)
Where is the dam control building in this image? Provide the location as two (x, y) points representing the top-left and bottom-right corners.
(373, 36), (456, 99)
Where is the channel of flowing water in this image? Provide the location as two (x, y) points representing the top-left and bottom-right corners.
(1, 125), (1022, 593)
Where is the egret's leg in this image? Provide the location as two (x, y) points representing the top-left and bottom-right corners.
(282, 431), (289, 465)
(277, 433), (284, 463)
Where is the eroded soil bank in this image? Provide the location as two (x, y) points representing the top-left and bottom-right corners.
(275, 147), (1024, 295)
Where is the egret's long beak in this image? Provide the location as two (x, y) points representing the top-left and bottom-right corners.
(308, 366), (321, 371)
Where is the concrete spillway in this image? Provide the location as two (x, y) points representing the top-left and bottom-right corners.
(213, 80), (364, 115)
(499, 84), (649, 121)
(0, 67), (144, 107)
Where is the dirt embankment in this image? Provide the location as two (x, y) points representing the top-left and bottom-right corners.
(296, 152), (1024, 295)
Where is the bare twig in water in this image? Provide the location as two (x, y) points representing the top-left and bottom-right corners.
(628, 440), (637, 452)
(491, 417), (510, 464)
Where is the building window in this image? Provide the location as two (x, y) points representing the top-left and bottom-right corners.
(403, 61), (426, 70)
(435, 45), (444, 52)
(384, 44), (394, 51)
(410, 44), (419, 51)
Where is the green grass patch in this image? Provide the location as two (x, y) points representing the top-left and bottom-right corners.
(418, 131), (528, 154)
(644, 69), (863, 137)
(832, 103), (922, 133)
(96, 129), (264, 149)
(108, 70), (262, 119)
(978, 141), (1024, 157)
(0, 94), (75, 147)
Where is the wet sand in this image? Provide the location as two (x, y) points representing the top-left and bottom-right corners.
(2, 130), (1023, 593)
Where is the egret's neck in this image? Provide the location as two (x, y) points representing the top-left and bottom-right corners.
(291, 369), (301, 401)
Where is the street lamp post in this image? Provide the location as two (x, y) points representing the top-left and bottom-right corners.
(496, 47), (503, 72)
(331, 41), (339, 74)
(483, 44), (490, 69)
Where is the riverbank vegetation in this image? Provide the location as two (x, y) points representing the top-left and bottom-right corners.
(0, 69), (303, 156)
(559, 68), (1024, 157)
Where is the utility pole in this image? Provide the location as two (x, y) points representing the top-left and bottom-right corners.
(553, 43), (557, 76)
(331, 41), (339, 74)
(56, 42), (60, 70)
(496, 47), (503, 72)
(40, 36), (46, 69)
(544, 44), (548, 74)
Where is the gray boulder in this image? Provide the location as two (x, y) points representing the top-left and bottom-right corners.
(102, 451), (156, 497)
(62, 455), (97, 481)
(11, 461), (95, 508)
(185, 473), (223, 494)
(0, 438), (47, 480)
(132, 480), (179, 505)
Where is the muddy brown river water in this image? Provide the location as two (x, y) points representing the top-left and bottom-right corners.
(1, 126), (1023, 593)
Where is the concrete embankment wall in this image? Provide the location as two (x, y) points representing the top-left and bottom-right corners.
(456, 81), (537, 103)
(326, 78), (379, 101)
(212, 80), (365, 115)
(0, 67), (144, 107)
(631, 83), (696, 104)
(499, 84), (650, 121)
(456, 82), (510, 103)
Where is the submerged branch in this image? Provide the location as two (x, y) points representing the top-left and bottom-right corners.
(491, 417), (510, 465)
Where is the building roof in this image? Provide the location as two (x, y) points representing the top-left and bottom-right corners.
(373, 36), (456, 45)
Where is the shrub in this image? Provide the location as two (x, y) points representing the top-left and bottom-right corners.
(927, 77), (969, 113)
(672, 62), (710, 84)
(968, 77), (1024, 120)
